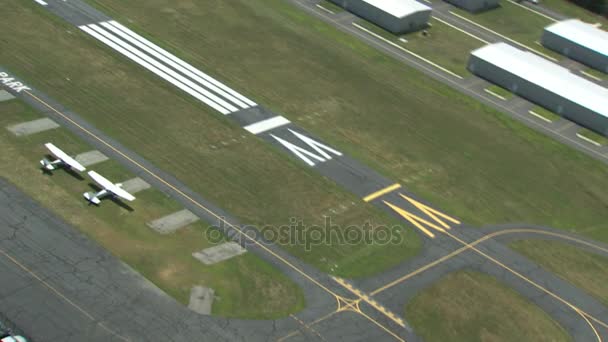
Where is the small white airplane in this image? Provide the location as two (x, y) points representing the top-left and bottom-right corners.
(40, 143), (86, 172)
(84, 171), (136, 205)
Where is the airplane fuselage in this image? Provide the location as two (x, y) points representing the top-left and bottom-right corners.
(40, 158), (64, 171)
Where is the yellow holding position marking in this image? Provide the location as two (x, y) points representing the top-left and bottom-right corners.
(363, 183), (401, 202)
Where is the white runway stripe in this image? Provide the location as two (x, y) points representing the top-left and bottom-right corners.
(100, 21), (250, 110)
(80, 25), (231, 114)
(86, 24), (238, 113)
(106, 21), (257, 108)
(244, 116), (290, 134)
(34, 0), (48, 5)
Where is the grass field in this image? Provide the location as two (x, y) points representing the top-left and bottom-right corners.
(70, 0), (608, 243)
(578, 128), (608, 146)
(452, 1), (560, 59)
(0, 99), (304, 318)
(406, 271), (571, 342)
(357, 18), (485, 77)
(540, 0), (608, 26)
(0, 0), (421, 279)
(511, 239), (608, 307)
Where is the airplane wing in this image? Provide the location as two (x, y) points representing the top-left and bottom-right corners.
(45, 143), (86, 172)
(88, 171), (136, 202)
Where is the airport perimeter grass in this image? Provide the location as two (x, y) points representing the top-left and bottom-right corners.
(75, 0), (608, 243)
(511, 239), (608, 307)
(0, 99), (304, 318)
(357, 18), (484, 77)
(406, 271), (571, 342)
(541, 0), (608, 26)
(0, 0), (421, 279)
(452, 1), (560, 59)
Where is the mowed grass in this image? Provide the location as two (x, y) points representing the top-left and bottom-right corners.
(452, 1), (559, 58)
(81, 0), (608, 241)
(356, 18), (484, 77)
(510, 239), (608, 307)
(0, 0), (421, 279)
(406, 271), (571, 342)
(0, 99), (304, 318)
(540, 0), (608, 26)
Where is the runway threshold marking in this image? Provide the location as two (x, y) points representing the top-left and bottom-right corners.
(363, 183), (401, 202)
(22, 90), (404, 340)
(0, 248), (130, 341)
(448, 11), (558, 62)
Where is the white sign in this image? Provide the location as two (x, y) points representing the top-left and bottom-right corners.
(0, 72), (31, 93)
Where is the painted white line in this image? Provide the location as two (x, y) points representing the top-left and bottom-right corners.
(484, 88), (507, 100)
(100, 22), (250, 110)
(352, 22), (464, 79)
(576, 133), (602, 147)
(88, 24), (239, 113)
(431, 16), (490, 44)
(528, 110), (552, 123)
(80, 25), (232, 115)
(449, 11), (558, 62)
(315, 4), (335, 15)
(34, 0), (47, 5)
(581, 70), (603, 82)
(244, 116), (291, 134)
(107, 21), (257, 107)
(505, 0), (558, 22)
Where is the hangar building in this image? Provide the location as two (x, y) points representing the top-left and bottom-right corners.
(541, 19), (608, 73)
(468, 43), (608, 135)
(329, 0), (432, 34)
(444, 0), (500, 13)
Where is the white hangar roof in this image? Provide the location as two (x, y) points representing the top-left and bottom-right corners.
(362, 0), (431, 18)
(471, 42), (608, 118)
(545, 19), (608, 57)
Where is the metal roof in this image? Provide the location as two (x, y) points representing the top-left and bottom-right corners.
(361, 0), (431, 18)
(545, 19), (608, 57)
(471, 43), (608, 118)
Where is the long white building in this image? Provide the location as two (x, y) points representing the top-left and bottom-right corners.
(542, 19), (608, 73)
(329, 0), (431, 34)
(468, 43), (608, 135)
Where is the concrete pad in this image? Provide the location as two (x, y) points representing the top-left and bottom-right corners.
(146, 209), (200, 234)
(119, 177), (150, 194)
(192, 242), (247, 265)
(188, 286), (214, 315)
(6, 118), (59, 137)
(74, 150), (109, 167)
(0, 90), (15, 102)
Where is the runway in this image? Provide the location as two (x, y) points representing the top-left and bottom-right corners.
(3, 0), (608, 341)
